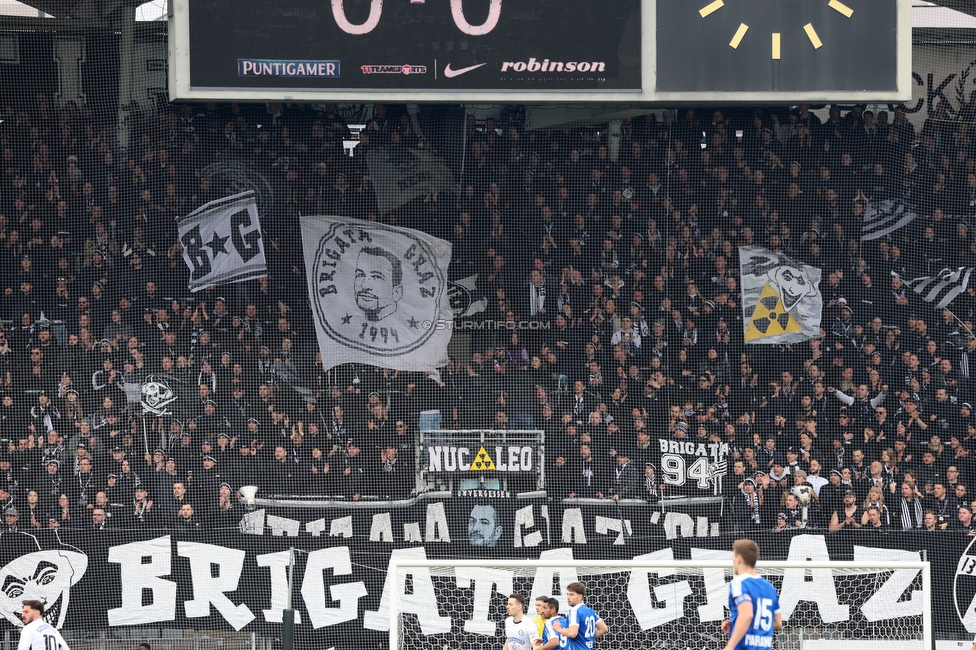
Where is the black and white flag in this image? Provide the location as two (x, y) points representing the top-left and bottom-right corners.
(860, 199), (919, 241)
(905, 267), (974, 310)
(178, 191), (267, 292)
(301, 217), (453, 372)
(364, 146), (457, 214)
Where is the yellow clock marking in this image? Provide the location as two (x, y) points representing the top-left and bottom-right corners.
(828, 0), (854, 18)
(699, 0), (725, 18)
(729, 23), (749, 49)
(803, 23), (823, 48)
(702, 0), (847, 55)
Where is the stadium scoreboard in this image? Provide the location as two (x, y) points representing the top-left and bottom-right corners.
(169, 0), (912, 103)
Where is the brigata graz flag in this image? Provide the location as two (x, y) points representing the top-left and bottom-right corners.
(178, 191), (267, 292)
(739, 246), (822, 344)
(301, 217), (452, 372)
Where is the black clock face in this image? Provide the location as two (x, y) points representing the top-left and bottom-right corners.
(656, 0), (898, 93)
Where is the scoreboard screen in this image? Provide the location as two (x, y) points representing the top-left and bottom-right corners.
(170, 0), (643, 101)
(168, 0), (911, 103)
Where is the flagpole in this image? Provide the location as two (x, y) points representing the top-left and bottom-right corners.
(945, 306), (975, 339)
(901, 267), (975, 339)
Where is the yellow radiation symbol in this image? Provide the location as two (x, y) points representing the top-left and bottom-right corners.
(471, 447), (496, 471)
(745, 283), (803, 341)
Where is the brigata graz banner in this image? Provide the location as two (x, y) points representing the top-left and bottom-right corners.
(186, 0), (641, 92)
(0, 496), (971, 647)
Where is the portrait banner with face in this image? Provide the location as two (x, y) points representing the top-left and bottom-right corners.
(738, 246), (822, 345)
(0, 532), (88, 629)
(178, 191), (267, 293)
(301, 217), (453, 372)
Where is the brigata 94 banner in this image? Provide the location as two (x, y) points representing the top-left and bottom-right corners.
(178, 0), (641, 94)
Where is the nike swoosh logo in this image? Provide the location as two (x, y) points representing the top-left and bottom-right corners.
(443, 63), (487, 78)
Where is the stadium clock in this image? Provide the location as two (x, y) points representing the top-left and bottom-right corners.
(654, 0), (900, 95)
(696, 0), (855, 60)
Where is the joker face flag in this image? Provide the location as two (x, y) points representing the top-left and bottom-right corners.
(302, 217), (452, 371)
(739, 246), (823, 344)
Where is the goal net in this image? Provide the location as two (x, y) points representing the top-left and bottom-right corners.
(387, 558), (931, 650)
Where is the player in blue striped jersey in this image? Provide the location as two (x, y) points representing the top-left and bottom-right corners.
(552, 582), (608, 650)
(721, 539), (782, 650)
(540, 597), (567, 650)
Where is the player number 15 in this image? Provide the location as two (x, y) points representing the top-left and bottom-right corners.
(752, 598), (773, 632)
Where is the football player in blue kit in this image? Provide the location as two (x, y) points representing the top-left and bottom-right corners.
(540, 597), (567, 650)
(721, 539), (782, 650)
(551, 582), (608, 650)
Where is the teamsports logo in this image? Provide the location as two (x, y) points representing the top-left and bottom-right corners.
(500, 58), (607, 73)
(361, 64), (427, 75)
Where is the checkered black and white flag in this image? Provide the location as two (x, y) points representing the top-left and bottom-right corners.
(860, 199), (919, 241)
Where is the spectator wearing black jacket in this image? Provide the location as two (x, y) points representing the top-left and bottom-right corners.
(338, 439), (366, 500)
(732, 478), (766, 530)
(375, 442), (412, 499)
(158, 481), (192, 525)
(609, 451), (641, 500)
(267, 445), (298, 495)
(130, 485), (157, 527)
(175, 502), (202, 537)
(212, 482), (243, 528)
(569, 444), (603, 499)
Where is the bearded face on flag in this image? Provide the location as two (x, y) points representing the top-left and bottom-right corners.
(354, 247), (405, 322)
(303, 217), (453, 372)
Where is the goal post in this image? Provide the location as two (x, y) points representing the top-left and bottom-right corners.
(388, 558), (932, 650)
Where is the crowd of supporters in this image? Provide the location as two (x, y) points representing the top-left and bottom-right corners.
(1, 94), (976, 534)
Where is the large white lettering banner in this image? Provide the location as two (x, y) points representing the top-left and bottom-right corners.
(0, 530), (930, 637)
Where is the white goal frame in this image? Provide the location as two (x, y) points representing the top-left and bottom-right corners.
(388, 558), (932, 650)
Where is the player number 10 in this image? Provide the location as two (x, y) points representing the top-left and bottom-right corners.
(332, 0), (502, 35)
